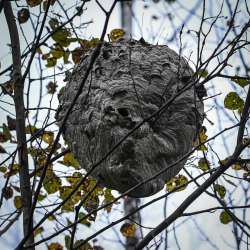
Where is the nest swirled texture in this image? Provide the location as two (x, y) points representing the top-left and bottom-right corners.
(56, 38), (204, 197)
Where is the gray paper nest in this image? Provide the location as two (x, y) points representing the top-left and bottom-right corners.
(56, 38), (204, 197)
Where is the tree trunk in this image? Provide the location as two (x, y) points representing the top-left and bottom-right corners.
(120, 0), (132, 37)
(4, 2), (34, 249)
(120, 1), (142, 249)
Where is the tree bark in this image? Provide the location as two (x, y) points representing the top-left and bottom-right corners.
(4, 2), (34, 249)
(120, 2), (142, 249)
(120, 0), (132, 36)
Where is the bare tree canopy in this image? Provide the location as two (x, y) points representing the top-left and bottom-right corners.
(0, 0), (249, 250)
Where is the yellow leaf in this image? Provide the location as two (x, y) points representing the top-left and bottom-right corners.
(36, 47), (43, 54)
(34, 227), (44, 237)
(46, 81), (58, 94)
(59, 152), (80, 168)
(120, 223), (136, 237)
(243, 137), (250, 147)
(103, 188), (114, 213)
(66, 172), (81, 186)
(47, 242), (63, 250)
(72, 47), (84, 64)
(232, 162), (242, 170)
(43, 0), (56, 11)
(43, 174), (61, 194)
(1, 80), (14, 95)
(3, 186), (13, 199)
(18, 8), (30, 24)
(109, 29), (125, 42)
(26, 0), (42, 7)
(73, 240), (93, 250)
(194, 127), (208, 151)
(42, 131), (54, 145)
(25, 125), (38, 134)
(14, 196), (23, 209)
(166, 175), (188, 192)
(88, 37), (100, 48)
(48, 215), (56, 221)
(42, 53), (51, 60)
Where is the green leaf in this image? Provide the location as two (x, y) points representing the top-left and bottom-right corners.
(78, 212), (91, 227)
(196, 69), (209, 78)
(37, 193), (47, 201)
(3, 123), (12, 141)
(231, 77), (249, 88)
(46, 57), (57, 68)
(63, 50), (70, 64)
(198, 158), (210, 171)
(43, 174), (62, 194)
(52, 29), (71, 47)
(49, 18), (60, 31)
(214, 184), (226, 199)
(0, 166), (7, 173)
(25, 125), (38, 134)
(51, 46), (65, 59)
(220, 211), (232, 224)
(65, 235), (71, 250)
(224, 92), (244, 110)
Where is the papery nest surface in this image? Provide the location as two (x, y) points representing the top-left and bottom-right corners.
(56, 38), (204, 197)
